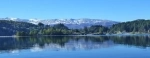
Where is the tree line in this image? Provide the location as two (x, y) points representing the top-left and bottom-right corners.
(0, 19), (150, 36)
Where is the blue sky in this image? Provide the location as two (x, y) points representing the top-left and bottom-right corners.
(0, 0), (150, 22)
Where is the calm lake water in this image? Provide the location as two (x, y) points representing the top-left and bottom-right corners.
(0, 36), (150, 58)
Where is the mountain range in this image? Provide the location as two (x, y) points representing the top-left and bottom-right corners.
(0, 17), (119, 29)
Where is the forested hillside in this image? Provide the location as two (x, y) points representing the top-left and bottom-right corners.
(109, 19), (150, 34)
(0, 19), (150, 36)
(0, 20), (38, 36)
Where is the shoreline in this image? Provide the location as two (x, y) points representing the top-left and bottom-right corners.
(1, 33), (150, 38)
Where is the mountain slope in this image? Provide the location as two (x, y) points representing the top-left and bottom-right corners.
(0, 17), (119, 29)
(40, 19), (119, 29)
(109, 19), (150, 33)
(0, 20), (38, 36)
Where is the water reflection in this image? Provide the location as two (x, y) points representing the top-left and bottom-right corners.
(0, 36), (150, 53)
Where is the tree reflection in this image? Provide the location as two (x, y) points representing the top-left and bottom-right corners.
(0, 36), (150, 53)
(111, 36), (150, 48)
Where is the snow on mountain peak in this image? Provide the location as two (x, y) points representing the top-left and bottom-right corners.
(28, 19), (41, 24)
(0, 18), (119, 29)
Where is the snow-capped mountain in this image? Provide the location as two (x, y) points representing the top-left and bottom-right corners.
(40, 19), (119, 29)
(0, 17), (119, 29)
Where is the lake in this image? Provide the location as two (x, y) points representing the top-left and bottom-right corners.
(0, 36), (150, 58)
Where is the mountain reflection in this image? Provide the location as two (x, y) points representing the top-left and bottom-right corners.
(0, 36), (150, 53)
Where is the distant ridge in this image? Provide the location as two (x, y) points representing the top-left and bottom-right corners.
(0, 17), (119, 29)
